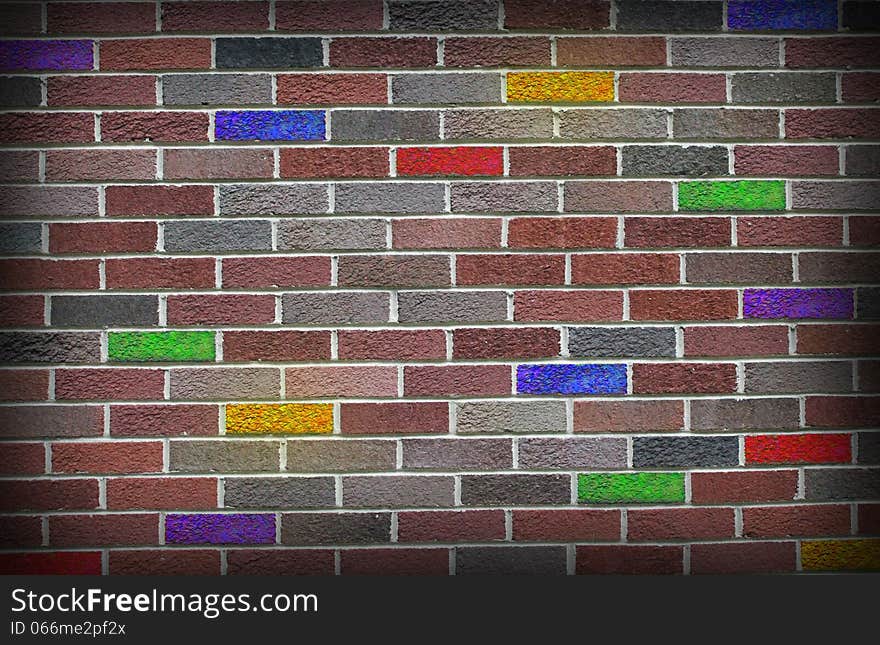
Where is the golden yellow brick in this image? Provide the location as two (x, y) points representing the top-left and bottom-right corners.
(801, 538), (880, 571)
(226, 403), (333, 435)
(507, 71), (615, 103)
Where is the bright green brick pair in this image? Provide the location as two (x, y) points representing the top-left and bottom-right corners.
(679, 180), (785, 211)
(577, 472), (685, 504)
(108, 331), (215, 362)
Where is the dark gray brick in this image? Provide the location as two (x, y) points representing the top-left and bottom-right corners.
(843, 1), (880, 30)
(731, 73), (837, 105)
(51, 296), (158, 328)
(331, 110), (440, 142)
(456, 546), (567, 575)
(215, 37), (323, 69)
(219, 184), (328, 215)
(397, 291), (507, 323)
(621, 145), (729, 177)
(558, 109), (668, 140)
(805, 468), (880, 501)
(745, 362), (853, 394)
(0, 76), (41, 107)
(670, 37), (780, 68)
(286, 439), (396, 473)
(792, 181), (880, 212)
(163, 220), (272, 253)
(335, 182), (445, 214)
(223, 477), (336, 508)
(674, 108), (779, 140)
(388, 0), (500, 31)
(846, 146), (880, 177)
(0, 332), (100, 363)
(282, 292), (390, 324)
(450, 181), (557, 213)
(0, 405), (103, 438)
(460, 474), (570, 506)
(444, 108), (554, 140)
(456, 401), (567, 434)
(857, 288), (880, 319)
(616, 1), (723, 32)
(401, 438), (513, 470)
(391, 73), (501, 104)
(0, 223), (41, 253)
(568, 326), (676, 358)
(691, 398), (801, 431)
(632, 436), (739, 468)
(170, 440), (281, 472)
(342, 475), (455, 508)
(277, 218), (386, 251)
(281, 512), (390, 546)
(517, 437), (627, 469)
(859, 432), (880, 464)
(162, 74), (272, 106)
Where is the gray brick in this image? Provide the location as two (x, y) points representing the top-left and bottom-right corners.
(670, 37), (780, 68)
(461, 474), (569, 505)
(170, 440), (280, 472)
(282, 292), (390, 324)
(391, 73), (501, 104)
(732, 73), (837, 105)
(0, 223), (41, 253)
(674, 108), (779, 140)
(617, 1), (723, 32)
(0, 76), (41, 107)
(277, 218), (386, 251)
(517, 437), (627, 469)
(281, 512), (390, 545)
(285, 439), (397, 473)
(342, 475), (455, 508)
(169, 367), (280, 400)
(857, 288), (880, 319)
(402, 438), (513, 470)
(568, 326), (676, 358)
(163, 220), (272, 252)
(388, 0), (499, 30)
(558, 109), (668, 140)
(331, 110), (440, 142)
(792, 181), (880, 211)
(215, 37), (323, 69)
(859, 433), (880, 464)
(444, 108), (554, 140)
(0, 332), (100, 363)
(397, 290), (507, 323)
(335, 182), (445, 214)
(456, 401), (567, 434)
(0, 405), (103, 438)
(846, 146), (880, 177)
(51, 296), (158, 328)
(632, 436), (739, 468)
(0, 186), (98, 217)
(162, 74), (272, 106)
(450, 181), (557, 213)
(622, 145), (729, 177)
(805, 468), (880, 501)
(223, 477), (335, 508)
(456, 546), (567, 575)
(745, 362), (853, 394)
(686, 252), (792, 284)
(219, 184), (328, 215)
(691, 398), (801, 431)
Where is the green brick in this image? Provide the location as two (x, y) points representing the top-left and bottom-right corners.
(577, 472), (685, 504)
(678, 180), (786, 211)
(108, 331), (216, 362)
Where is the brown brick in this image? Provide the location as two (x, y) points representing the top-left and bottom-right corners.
(619, 73), (726, 103)
(337, 255), (451, 288)
(169, 368), (280, 402)
(513, 509), (620, 542)
(166, 294), (275, 325)
(170, 439), (280, 472)
(398, 510), (505, 543)
(453, 327), (559, 360)
(50, 222), (157, 254)
(626, 217), (731, 248)
(557, 36), (666, 67)
(286, 439), (396, 473)
(628, 508), (734, 541)
(0, 370), (48, 402)
(0, 443), (44, 475)
(851, 216), (880, 246)
(514, 290), (623, 322)
(107, 476), (217, 509)
(0, 296), (44, 328)
(109, 550), (220, 575)
(691, 398), (801, 431)
(456, 254), (565, 286)
(576, 545), (683, 575)
(571, 253), (680, 284)
(49, 514), (158, 547)
(55, 369), (164, 401)
(101, 112), (208, 142)
(690, 542), (795, 574)
(786, 108), (880, 140)
(504, 0), (610, 30)
(227, 549), (335, 575)
(630, 289), (738, 321)
(574, 400), (683, 433)
(277, 74), (387, 105)
(285, 366), (397, 398)
(161, 1), (270, 32)
(461, 474), (569, 506)
(737, 216), (843, 247)
(691, 470), (798, 504)
(806, 396), (880, 428)
(734, 145), (840, 176)
(343, 475), (454, 508)
(281, 512), (389, 545)
(859, 504), (880, 535)
(565, 181), (673, 213)
(799, 252), (880, 283)
(684, 325), (790, 357)
(337, 330), (446, 361)
(280, 147), (389, 178)
(674, 108), (779, 140)
(0, 151), (38, 182)
(508, 217), (617, 249)
(223, 331), (331, 362)
(222, 256), (330, 288)
(392, 218), (502, 249)
(0, 405), (103, 439)
(100, 38), (212, 70)
(508, 146), (616, 177)
(444, 36), (550, 67)
(47, 75), (157, 107)
(45, 150), (156, 182)
(743, 505), (851, 538)
(52, 441), (163, 475)
(404, 365), (511, 397)
(0, 516), (41, 547)
(797, 324), (880, 356)
(340, 402), (448, 435)
(330, 37), (437, 68)
(105, 258), (215, 290)
(0, 259), (97, 290)
(0, 3), (41, 35)
(48, 2), (156, 33)
(163, 148), (274, 180)
(632, 363), (737, 394)
(276, 0), (384, 31)
(0, 479), (98, 512)
(402, 438), (512, 471)
(686, 252), (792, 284)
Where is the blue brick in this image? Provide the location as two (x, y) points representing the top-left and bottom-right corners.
(516, 364), (627, 395)
(0, 40), (93, 71)
(728, 0), (837, 31)
(215, 110), (325, 141)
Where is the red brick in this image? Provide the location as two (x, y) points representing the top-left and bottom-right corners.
(632, 363), (737, 394)
(859, 504), (880, 535)
(48, 2), (156, 33)
(692, 470), (798, 504)
(0, 150), (38, 181)
(630, 289), (738, 321)
(0, 259), (99, 291)
(392, 218), (502, 249)
(109, 549), (220, 575)
(619, 73), (726, 103)
(786, 108), (880, 139)
(280, 147), (389, 178)
(513, 509), (620, 542)
(842, 72), (880, 103)
(404, 365), (511, 397)
(330, 37), (437, 68)
(514, 290), (623, 322)
(744, 505), (851, 539)
(277, 73), (387, 105)
(505, 0), (610, 29)
(285, 366), (397, 398)
(105, 185), (214, 217)
(101, 112), (209, 142)
(557, 36), (666, 67)
(227, 549), (335, 575)
(797, 324), (880, 355)
(690, 542), (796, 574)
(628, 508), (734, 542)
(456, 254), (565, 286)
(0, 516), (42, 547)
(508, 145), (616, 177)
(398, 510), (505, 543)
(47, 75), (157, 107)
(453, 327), (560, 360)
(340, 548), (448, 575)
(0, 552), (102, 575)
(341, 402), (448, 435)
(50, 222), (157, 254)
(444, 36), (550, 67)
(56, 369), (165, 402)
(574, 400), (683, 433)
(397, 147), (503, 177)
(105, 257), (214, 290)
(110, 404), (219, 437)
(0, 296), (44, 327)
(684, 325), (790, 357)
(167, 294), (276, 325)
(734, 145), (840, 176)
(52, 441), (163, 475)
(0, 371), (48, 402)
(100, 38), (212, 70)
(851, 216), (880, 246)
(0, 113), (94, 144)
(224, 331), (331, 362)
(338, 330), (446, 361)
(626, 217), (731, 248)
(0, 442), (44, 475)
(807, 396), (880, 428)
(164, 148), (274, 180)
(46, 150), (156, 182)
(508, 217), (617, 249)
(576, 545), (682, 575)
(737, 216), (843, 247)
(785, 37), (880, 69)
(565, 181), (673, 213)
(161, 1), (270, 31)
(107, 476), (218, 510)
(49, 514), (159, 547)
(745, 433), (852, 464)
(222, 256), (330, 288)
(571, 253), (680, 284)
(276, 0), (383, 31)
(0, 3), (42, 35)
(0, 479), (98, 512)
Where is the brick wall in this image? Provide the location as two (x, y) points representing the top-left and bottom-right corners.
(0, 0), (878, 575)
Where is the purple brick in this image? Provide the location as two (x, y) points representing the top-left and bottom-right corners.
(0, 40), (93, 71)
(744, 288), (854, 320)
(165, 513), (275, 545)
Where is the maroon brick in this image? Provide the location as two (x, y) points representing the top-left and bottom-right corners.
(393, 218), (502, 250)
(224, 331), (332, 362)
(514, 290), (623, 322)
(222, 256), (330, 288)
(734, 145), (840, 176)
(0, 151), (38, 182)
(340, 548), (449, 575)
(341, 402), (449, 435)
(398, 510), (505, 543)
(737, 216), (843, 247)
(55, 369), (164, 401)
(508, 217), (618, 249)
(691, 470), (798, 504)
(100, 38), (212, 70)
(276, 0), (384, 31)
(50, 222), (157, 254)
(630, 289), (738, 321)
(859, 504), (880, 535)
(797, 324), (880, 356)
(565, 181), (673, 213)
(337, 330), (446, 361)
(46, 150), (157, 182)
(508, 146), (617, 177)
(110, 404), (218, 437)
(456, 254), (565, 286)
(0, 113), (94, 144)
(571, 253), (680, 284)
(0, 3), (42, 35)
(105, 185), (214, 217)
(786, 109), (880, 140)
(619, 73), (726, 103)
(576, 545), (683, 575)
(167, 295), (276, 325)
(51, 441), (163, 475)
(48, 76), (157, 107)
(227, 549), (335, 575)
(0, 442), (44, 475)
(632, 363), (737, 394)
(101, 112), (209, 142)
(105, 258), (215, 290)
(107, 477), (218, 510)
(0, 479), (98, 512)
(504, 0), (610, 30)
(404, 365), (511, 397)
(110, 550), (220, 575)
(785, 37), (880, 69)
(842, 72), (880, 103)
(690, 542), (796, 574)
(453, 328), (560, 360)
(557, 36), (666, 66)
(49, 514), (158, 547)
(0, 296), (45, 327)
(743, 505), (851, 538)
(277, 74), (387, 105)
(280, 147), (389, 178)
(444, 37), (550, 67)
(161, 1), (270, 32)
(48, 2), (156, 33)
(0, 516), (41, 547)
(0, 552), (102, 575)
(626, 217), (732, 248)
(337, 255), (451, 288)
(514, 509), (620, 542)
(684, 325), (790, 357)
(0, 370), (48, 402)
(851, 216), (880, 246)
(330, 37), (437, 68)
(627, 508), (734, 541)
(806, 396), (880, 428)
(0, 259), (99, 291)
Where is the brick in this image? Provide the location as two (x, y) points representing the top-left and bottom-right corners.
(859, 288), (880, 318)
(227, 550), (334, 576)
(680, 180), (785, 211)
(165, 513), (275, 544)
(619, 73), (726, 103)
(0, 296), (43, 328)
(445, 108), (554, 140)
(388, 0), (497, 30)
(684, 325), (790, 357)
(109, 550), (219, 575)
(559, 108), (669, 141)
(0, 405), (103, 439)
(797, 325), (880, 356)
(674, 108), (779, 140)
(842, 72), (880, 103)
(278, 218), (387, 251)
(859, 504), (880, 535)
(163, 220), (272, 252)
(55, 368), (164, 401)
(0, 370), (48, 401)
(397, 290), (507, 323)
(215, 111), (325, 141)
(507, 218), (616, 250)
(571, 254), (680, 285)
(557, 36), (665, 67)
(670, 37), (780, 67)
(564, 181), (673, 212)
(633, 362), (737, 394)
(0, 152), (38, 181)
(453, 327), (560, 360)
(222, 256), (330, 288)
(108, 331), (215, 363)
(692, 470), (798, 504)
(341, 402), (448, 435)
(576, 545), (683, 575)
(456, 254), (564, 286)
(616, 1), (722, 31)
(507, 72), (614, 103)
(170, 440), (280, 472)
(625, 217), (731, 248)
(622, 145), (728, 176)
(0, 479), (98, 511)
(0, 442), (44, 474)
(342, 548), (449, 575)
(286, 439), (395, 472)
(48, 2), (156, 33)
(0, 553), (102, 575)
(285, 366), (398, 398)
(851, 217), (880, 245)
(514, 290), (623, 322)
(460, 474), (569, 506)
(801, 539), (880, 571)
(330, 37), (437, 68)
(166, 294), (276, 326)
(451, 181), (557, 213)
(746, 433), (852, 464)
(0, 185), (98, 216)
(278, 73), (387, 105)
(392, 73), (501, 104)
(510, 146), (616, 178)
(630, 289), (738, 321)
(0, 259), (98, 290)
(744, 505), (851, 539)
(280, 148), (388, 178)
(105, 185), (214, 216)
(728, 0), (837, 30)
(162, 73), (272, 105)
(399, 510), (505, 543)
(692, 397), (801, 431)
(276, 1), (383, 31)
(282, 292), (390, 324)
(224, 331), (332, 363)
(224, 478), (334, 509)
(0, 222), (41, 253)
(169, 367), (280, 400)
(737, 216), (843, 247)
(404, 365), (511, 397)
(397, 146), (502, 176)
(456, 546), (567, 575)
(0, 77), (44, 107)
(107, 477), (217, 510)
(519, 437), (626, 469)
(516, 363), (626, 395)
(691, 542), (796, 574)
(578, 472), (685, 504)
(105, 258), (215, 290)
(101, 111), (208, 142)
(161, 1), (270, 32)
(513, 509), (619, 542)
(843, 1), (880, 29)
(733, 72), (836, 105)
(100, 38), (211, 70)
(569, 327), (675, 358)
(786, 109), (880, 140)
(337, 254), (451, 287)
(632, 436), (740, 468)
(794, 181), (880, 212)
(393, 218), (501, 250)
(215, 37), (322, 69)
(0, 4), (41, 35)
(456, 401), (566, 434)
(402, 438), (512, 470)
(859, 365), (880, 393)
(0, 516), (41, 547)
(574, 400), (683, 433)
(734, 145), (840, 176)
(47, 75), (157, 107)
(504, 0), (608, 29)
(46, 149), (156, 182)
(806, 468), (880, 500)
(339, 330), (447, 361)
(745, 362), (853, 394)
(744, 288), (854, 319)
(343, 476), (454, 508)
(0, 332), (99, 363)
(52, 441), (162, 475)
(0, 113), (94, 144)
(785, 37), (880, 68)
(336, 182), (444, 213)
(0, 40), (93, 71)
(628, 508), (734, 541)
(685, 252), (792, 283)
(51, 295), (159, 327)
(444, 36), (550, 67)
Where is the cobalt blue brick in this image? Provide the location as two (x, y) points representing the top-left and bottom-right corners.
(516, 364), (627, 395)
(744, 288), (854, 319)
(0, 40), (93, 71)
(728, 0), (837, 31)
(165, 513), (275, 544)
(215, 110), (325, 141)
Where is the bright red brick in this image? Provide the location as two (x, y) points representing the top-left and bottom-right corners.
(0, 259), (99, 291)
(453, 328), (560, 360)
(571, 253), (679, 284)
(47, 75), (157, 107)
(514, 290), (623, 322)
(224, 331), (331, 362)
(107, 477), (218, 510)
(167, 295), (276, 325)
(52, 441), (164, 474)
(338, 330), (447, 361)
(105, 258), (215, 290)
(404, 365), (511, 397)
(100, 38), (212, 70)
(691, 470), (798, 504)
(632, 363), (737, 394)
(456, 254), (565, 286)
(745, 433), (852, 464)
(50, 222), (157, 254)
(277, 73), (387, 105)
(397, 147), (503, 176)
(280, 147), (389, 178)
(222, 256), (330, 288)
(508, 217), (617, 249)
(55, 369), (165, 401)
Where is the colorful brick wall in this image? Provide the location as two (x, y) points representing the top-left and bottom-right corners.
(0, 0), (878, 576)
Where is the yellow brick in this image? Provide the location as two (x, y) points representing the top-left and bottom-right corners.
(226, 403), (333, 435)
(801, 539), (880, 571)
(507, 71), (614, 103)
